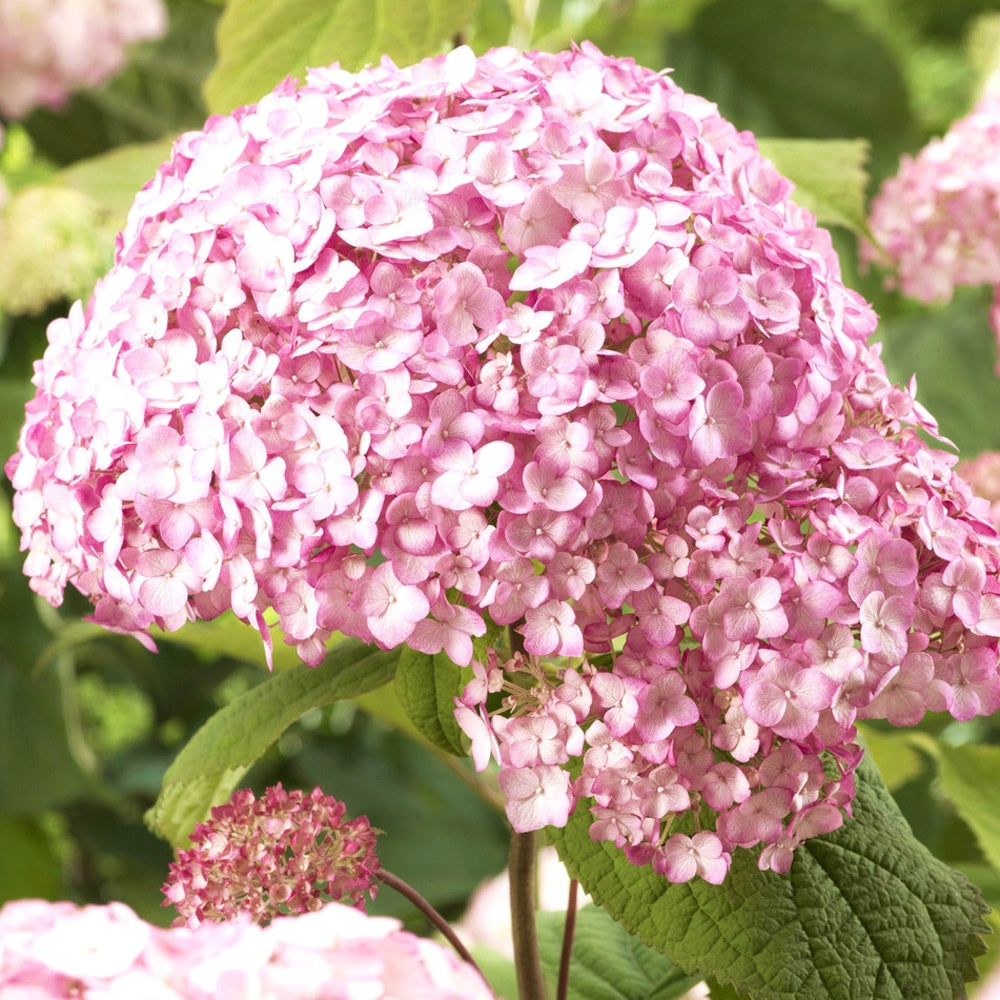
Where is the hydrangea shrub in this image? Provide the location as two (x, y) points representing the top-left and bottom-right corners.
(8, 43), (1000, 887)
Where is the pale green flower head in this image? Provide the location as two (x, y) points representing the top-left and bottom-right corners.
(0, 183), (116, 315)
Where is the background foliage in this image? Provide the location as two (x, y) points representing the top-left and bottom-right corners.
(3, 0), (1000, 996)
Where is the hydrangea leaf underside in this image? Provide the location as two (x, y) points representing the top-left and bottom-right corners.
(536, 904), (703, 1000)
(756, 138), (870, 238)
(549, 757), (988, 1000)
(394, 647), (467, 755)
(146, 639), (398, 847)
(204, 0), (481, 115)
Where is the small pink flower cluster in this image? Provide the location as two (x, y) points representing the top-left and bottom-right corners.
(863, 95), (1000, 324)
(163, 784), (380, 926)
(0, 0), (167, 119)
(8, 44), (1000, 881)
(0, 898), (495, 999)
(958, 451), (1000, 532)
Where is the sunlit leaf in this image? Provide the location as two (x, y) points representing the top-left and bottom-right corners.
(664, 0), (915, 179)
(935, 742), (1000, 876)
(60, 139), (174, 226)
(757, 138), (870, 237)
(204, 0), (482, 115)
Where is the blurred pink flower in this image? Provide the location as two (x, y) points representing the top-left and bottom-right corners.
(0, 897), (495, 998)
(0, 0), (167, 119)
(864, 93), (1000, 359)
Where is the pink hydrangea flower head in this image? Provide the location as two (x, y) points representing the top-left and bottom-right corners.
(162, 783), (380, 927)
(9, 43), (1000, 885)
(0, 898), (496, 999)
(0, 0), (168, 119)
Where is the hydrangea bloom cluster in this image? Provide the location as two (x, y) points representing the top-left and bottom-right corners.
(0, 898), (495, 998)
(8, 44), (1000, 881)
(163, 784), (380, 927)
(863, 94), (1000, 345)
(0, 0), (167, 119)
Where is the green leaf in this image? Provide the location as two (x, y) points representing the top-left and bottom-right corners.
(876, 286), (1000, 456)
(0, 562), (97, 815)
(0, 817), (65, 900)
(536, 904), (703, 1000)
(150, 613), (302, 670)
(204, 0), (482, 115)
(663, 0), (915, 179)
(59, 139), (174, 227)
(935, 743), (1000, 876)
(756, 138), (870, 237)
(0, 378), (32, 467)
(393, 647), (466, 755)
(0, 652), (97, 815)
(145, 639), (398, 847)
(856, 723), (928, 792)
(549, 757), (988, 1000)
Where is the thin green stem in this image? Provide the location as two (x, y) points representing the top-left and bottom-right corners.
(510, 829), (547, 1000)
(557, 878), (578, 1000)
(375, 868), (485, 982)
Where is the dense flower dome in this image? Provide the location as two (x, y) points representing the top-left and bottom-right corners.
(8, 43), (1000, 881)
(0, 0), (167, 119)
(0, 898), (495, 998)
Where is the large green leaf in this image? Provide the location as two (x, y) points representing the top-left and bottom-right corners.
(935, 743), (1000, 877)
(204, 0), (482, 115)
(536, 904), (703, 1000)
(757, 138), (870, 238)
(876, 286), (1000, 456)
(393, 647), (467, 755)
(59, 139), (174, 227)
(663, 0), (915, 180)
(0, 378), (32, 465)
(145, 639), (398, 847)
(549, 757), (988, 1000)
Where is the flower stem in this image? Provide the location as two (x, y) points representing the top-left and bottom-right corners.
(509, 829), (547, 1000)
(375, 868), (484, 981)
(557, 877), (578, 1000)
